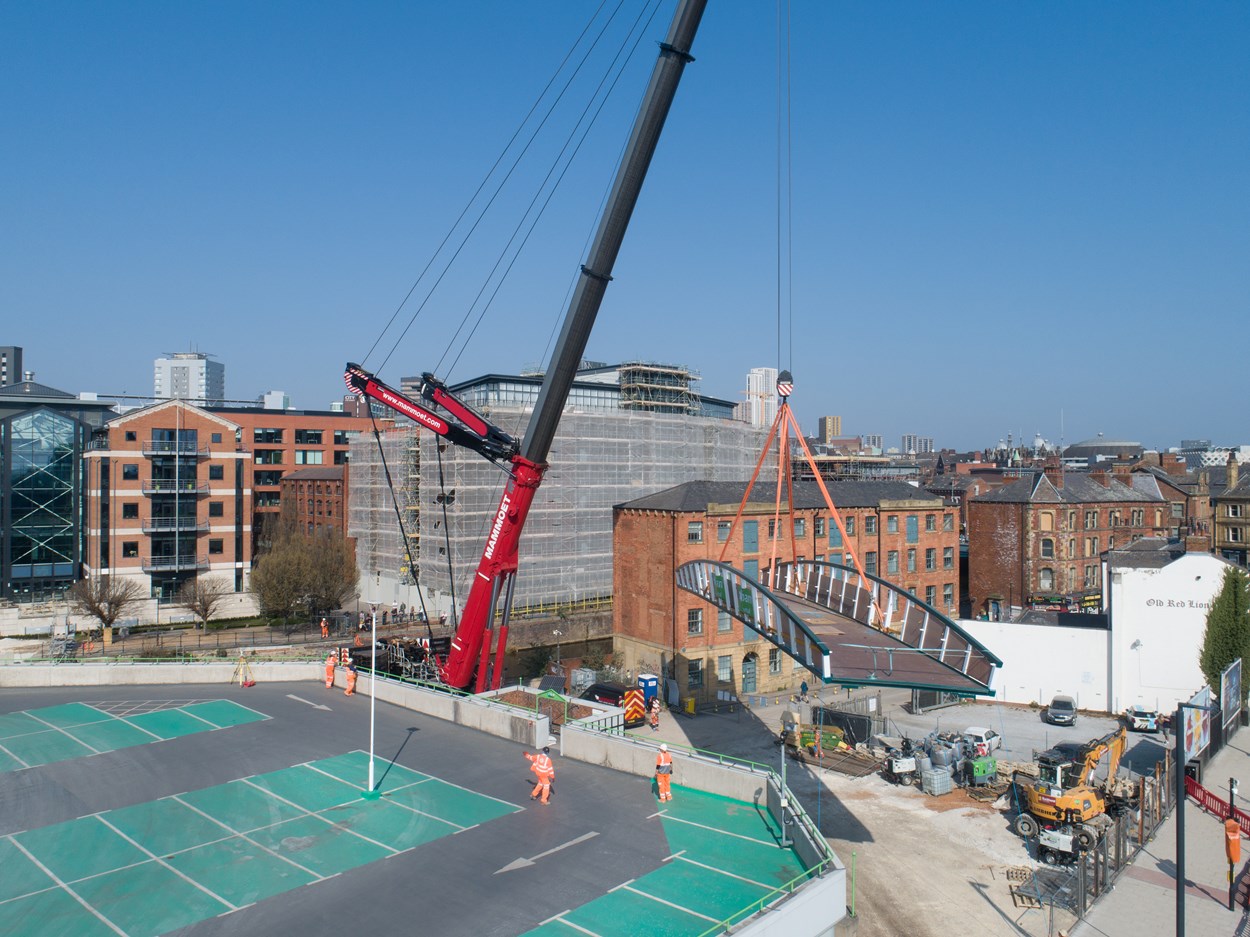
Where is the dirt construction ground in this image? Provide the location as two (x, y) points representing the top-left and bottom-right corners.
(650, 689), (1167, 937)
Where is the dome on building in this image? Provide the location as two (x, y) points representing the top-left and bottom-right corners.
(1062, 432), (1143, 461)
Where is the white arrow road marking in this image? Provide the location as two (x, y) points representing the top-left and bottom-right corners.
(286, 694), (332, 711)
(494, 830), (599, 874)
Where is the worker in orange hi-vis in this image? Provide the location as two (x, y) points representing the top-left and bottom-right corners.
(649, 697), (661, 732)
(320, 618), (329, 639)
(324, 653), (336, 689)
(525, 746), (555, 805)
(344, 661), (358, 696)
(655, 743), (674, 802)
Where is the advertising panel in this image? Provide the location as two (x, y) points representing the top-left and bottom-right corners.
(1222, 658), (1242, 731)
(1181, 686), (1212, 763)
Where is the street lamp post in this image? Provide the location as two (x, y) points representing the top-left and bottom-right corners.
(552, 630), (562, 672)
(1174, 699), (1218, 937)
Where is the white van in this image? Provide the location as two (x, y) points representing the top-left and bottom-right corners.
(963, 726), (1002, 755)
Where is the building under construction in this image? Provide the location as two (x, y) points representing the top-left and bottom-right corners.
(349, 365), (767, 618)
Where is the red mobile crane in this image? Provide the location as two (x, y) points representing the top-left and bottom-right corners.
(346, 0), (707, 691)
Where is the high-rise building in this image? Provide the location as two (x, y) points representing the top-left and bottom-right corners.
(0, 346), (22, 387)
(741, 367), (778, 428)
(901, 434), (935, 455)
(862, 434), (884, 452)
(817, 416), (842, 442)
(154, 352), (225, 406)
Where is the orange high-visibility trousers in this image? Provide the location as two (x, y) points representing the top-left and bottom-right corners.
(324, 659), (335, 689)
(657, 773), (671, 801)
(345, 670), (358, 696)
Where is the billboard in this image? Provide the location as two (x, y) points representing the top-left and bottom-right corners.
(1222, 658), (1242, 732)
(1181, 686), (1212, 763)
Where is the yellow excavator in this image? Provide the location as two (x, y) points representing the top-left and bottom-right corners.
(1012, 726), (1135, 850)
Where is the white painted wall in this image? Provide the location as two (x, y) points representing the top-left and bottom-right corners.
(1107, 552), (1229, 714)
(959, 618), (1109, 710)
(959, 551), (1235, 716)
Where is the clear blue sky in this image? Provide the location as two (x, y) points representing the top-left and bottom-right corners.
(3, 2), (1246, 452)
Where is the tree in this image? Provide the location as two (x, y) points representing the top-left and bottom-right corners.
(67, 576), (145, 629)
(1199, 566), (1250, 698)
(178, 576), (233, 630)
(250, 513), (359, 622)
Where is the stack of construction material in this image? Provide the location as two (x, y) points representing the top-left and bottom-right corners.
(922, 767), (953, 796)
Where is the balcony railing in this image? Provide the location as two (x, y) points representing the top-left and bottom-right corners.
(141, 518), (209, 534)
(143, 440), (209, 458)
(141, 554), (209, 573)
(141, 479), (209, 495)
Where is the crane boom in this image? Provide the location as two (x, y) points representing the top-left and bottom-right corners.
(348, 0), (707, 689)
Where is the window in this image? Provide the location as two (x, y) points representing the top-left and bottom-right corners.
(717, 611), (732, 633)
(333, 430), (355, 446)
(907, 549), (916, 573)
(1230, 527), (1244, 543)
(1039, 511), (1054, 531)
(1171, 503), (1183, 519)
(1067, 539), (1077, 559)
(208, 464), (224, 480)
(814, 517), (825, 538)
(294, 429), (323, 445)
(717, 520), (731, 542)
(717, 655), (732, 682)
(1084, 565), (1099, 588)
(687, 608), (703, 635)
(1041, 538), (1054, 559)
(122, 541), (139, 558)
(925, 586), (936, 605)
(122, 464), (139, 481)
(688, 659), (704, 689)
(254, 450), (283, 465)
(1039, 567), (1055, 590)
(769, 648), (781, 674)
(943, 583), (954, 607)
(211, 433), (222, 444)
(294, 450), (323, 465)
(1109, 510), (1121, 527)
(1084, 510), (1097, 529)
(1067, 511), (1076, 529)
(828, 523), (843, 548)
(254, 428), (283, 444)
(1229, 504), (1245, 518)
(122, 503), (139, 519)
(887, 551), (899, 574)
(1085, 536), (1098, 557)
(254, 471), (282, 486)
(1131, 508), (1143, 526)
(925, 548), (936, 570)
(865, 516), (876, 535)
(687, 521), (703, 544)
(334, 450), (349, 465)
(307, 499), (314, 513)
(794, 518), (806, 538)
(865, 551), (877, 575)
(942, 514), (954, 532)
(925, 514), (936, 532)
(209, 502), (224, 518)
(845, 517), (855, 536)
(124, 430), (136, 442)
(768, 519), (777, 540)
(943, 546), (954, 569)
(887, 516), (899, 534)
(209, 539), (224, 555)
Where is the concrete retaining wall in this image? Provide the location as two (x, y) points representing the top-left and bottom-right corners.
(367, 678), (550, 749)
(0, 661), (317, 687)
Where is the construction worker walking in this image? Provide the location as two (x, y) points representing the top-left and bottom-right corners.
(320, 617), (329, 639)
(344, 660), (358, 696)
(649, 697), (661, 732)
(525, 746), (555, 805)
(655, 743), (673, 802)
(324, 652), (336, 689)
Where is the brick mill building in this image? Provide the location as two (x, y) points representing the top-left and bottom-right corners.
(612, 479), (959, 704)
(966, 462), (1168, 619)
(280, 466), (350, 539)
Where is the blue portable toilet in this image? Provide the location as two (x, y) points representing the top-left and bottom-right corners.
(637, 673), (659, 705)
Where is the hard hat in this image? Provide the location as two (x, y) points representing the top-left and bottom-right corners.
(660, 743), (668, 752)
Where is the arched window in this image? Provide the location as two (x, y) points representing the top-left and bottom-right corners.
(1039, 567), (1055, 590)
(1041, 538), (1054, 559)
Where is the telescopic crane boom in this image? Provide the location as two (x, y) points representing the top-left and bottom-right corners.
(347, 0), (708, 690)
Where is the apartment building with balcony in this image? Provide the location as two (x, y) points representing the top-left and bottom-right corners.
(83, 400), (250, 599)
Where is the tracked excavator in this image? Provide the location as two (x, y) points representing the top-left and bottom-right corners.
(1012, 725), (1136, 851)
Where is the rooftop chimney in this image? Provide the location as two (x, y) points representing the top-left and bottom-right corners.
(1185, 533), (1211, 554)
(1161, 453), (1186, 477)
(1229, 452), (1240, 490)
(1091, 468), (1112, 487)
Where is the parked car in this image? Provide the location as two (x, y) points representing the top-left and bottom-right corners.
(1125, 705), (1160, 732)
(1044, 694), (1078, 726)
(962, 726), (1003, 755)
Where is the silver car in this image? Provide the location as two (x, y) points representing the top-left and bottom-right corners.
(1044, 694), (1078, 726)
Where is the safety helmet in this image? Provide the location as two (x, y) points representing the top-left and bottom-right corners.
(660, 744), (668, 752)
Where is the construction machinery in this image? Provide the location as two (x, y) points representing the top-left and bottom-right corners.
(344, 0), (708, 692)
(1011, 725), (1135, 850)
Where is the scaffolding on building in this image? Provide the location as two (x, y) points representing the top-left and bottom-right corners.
(348, 407), (772, 618)
(617, 361), (701, 415)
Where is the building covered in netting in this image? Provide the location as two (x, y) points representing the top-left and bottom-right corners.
(348, 368), (771, 619)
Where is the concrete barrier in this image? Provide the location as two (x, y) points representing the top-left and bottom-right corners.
(0, 660), (317, 687)
(366, 677), (549, 748)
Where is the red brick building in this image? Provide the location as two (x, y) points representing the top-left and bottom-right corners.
(613, 479), (959, 703)
(966, 463), (1168, 618)
(280, 466), (349, 539)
